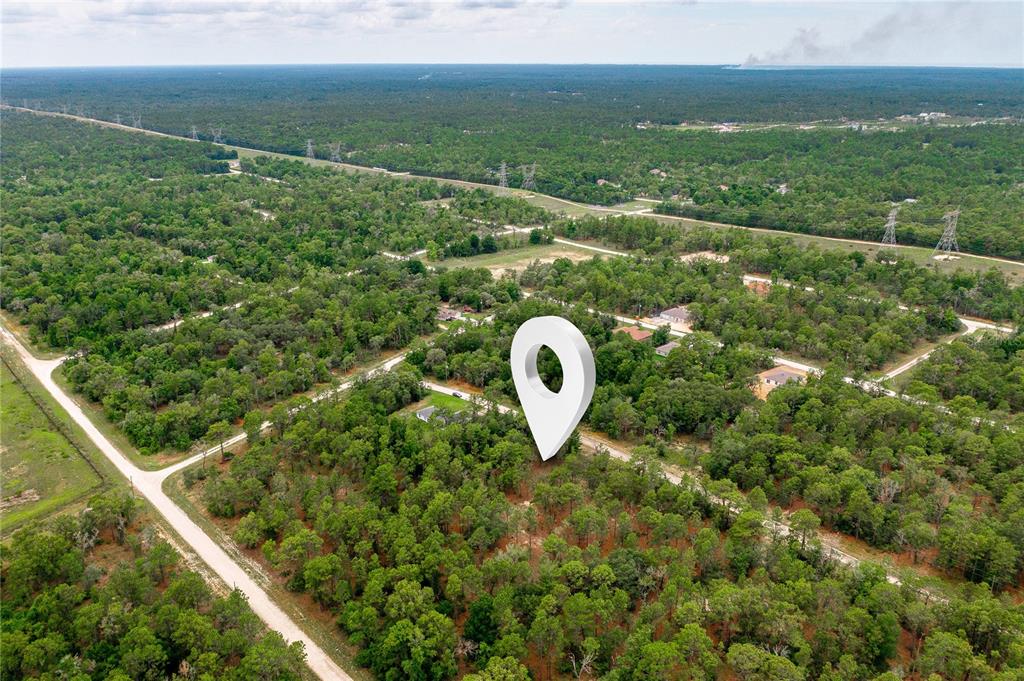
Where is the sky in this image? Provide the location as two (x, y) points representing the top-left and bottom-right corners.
(2, 1), (1022, 69)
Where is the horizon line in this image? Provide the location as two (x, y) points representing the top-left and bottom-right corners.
(3, 62), (1022, 71)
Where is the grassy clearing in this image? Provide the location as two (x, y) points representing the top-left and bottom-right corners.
(432, 242), (599, 274)
(0, 359), (105, 532)
(420, 391), (473, 413)
(643, 214), (1024, 283)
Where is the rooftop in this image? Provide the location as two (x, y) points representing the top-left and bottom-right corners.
(656, 341), (680, 356)
(615, 326), (653, 342)
(757, 366), (806, 385)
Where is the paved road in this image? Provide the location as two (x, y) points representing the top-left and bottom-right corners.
(0, 325), (356, 681)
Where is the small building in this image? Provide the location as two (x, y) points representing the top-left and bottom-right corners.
(754, 365), (807, 399)
(656, 341), (680, 357)
(436, 307), (460, 322)
(615, 326), (653, 343)
(416, 406), (466, 425)
(746, 279), (771, 296)
(659, 306), (691, 325)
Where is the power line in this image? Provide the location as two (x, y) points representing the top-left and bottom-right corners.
(933, 208), (961, 257)
(328, 142), (342, 163)
(521, 162), (536, 191)
(880, 205), (899, 260)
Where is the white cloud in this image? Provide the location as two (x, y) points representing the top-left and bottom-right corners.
(2, 1), (1020, 67)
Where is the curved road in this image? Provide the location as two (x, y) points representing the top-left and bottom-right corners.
(0, 325), (354, 681)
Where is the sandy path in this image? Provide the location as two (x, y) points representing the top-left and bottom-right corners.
(0, 325), (354, 681)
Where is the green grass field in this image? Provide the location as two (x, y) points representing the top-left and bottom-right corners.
(423, 391), (473, 412)
(1, 362), (103, 530)
(431, 241), (599, 273)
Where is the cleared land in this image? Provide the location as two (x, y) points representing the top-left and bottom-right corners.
(0, 360), (103, 530)
(433, 242), (597, 275)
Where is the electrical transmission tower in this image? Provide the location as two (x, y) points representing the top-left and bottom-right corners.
(496, 161), (509, 189)
(210, 127), (224, 144)
(75, 104), (85, 117)
(880, 205), (899, 260)
(189, 125), (199, 141)
(520, 162), (536, 191)
(114, 113), (122, 126)
(933, 208), (961, 257)
(305, 140), (316, 160)
(328, 142), (342, 163)
(131, 112), (142, 128)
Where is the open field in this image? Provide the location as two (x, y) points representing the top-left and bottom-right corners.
(432, 241), (599, 275)
(643, 213), (1024, 283)
(419, 390), (473, 412)
(0, 361), (103, 529)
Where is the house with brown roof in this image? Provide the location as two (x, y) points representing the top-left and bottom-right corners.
(615, 326), (653, 343)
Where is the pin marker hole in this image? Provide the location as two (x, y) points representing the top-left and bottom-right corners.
(536, 346), (564, 393)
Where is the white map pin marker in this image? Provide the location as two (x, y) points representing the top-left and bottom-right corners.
(511, 316), (595, 461)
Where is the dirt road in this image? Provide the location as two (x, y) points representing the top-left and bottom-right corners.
(0, 325), (355, 681)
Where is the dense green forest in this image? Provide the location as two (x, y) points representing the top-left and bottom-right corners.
(1, 113), (542, 346)
(519, 256), (960, 371)
(0, 490), (306, 680)
(555, 215), (1024, 323)
(705, 371), (1024, 586)
(184, 370), (1023, 680)
(407, 298), (767, 439)
(902, 331), (1024, 415)
(4, 78), (1024, 681)
(5, 65), (1021, 258)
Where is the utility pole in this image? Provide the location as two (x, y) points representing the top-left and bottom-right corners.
(520, 162), (537, 191)
(497, 161), (508, 189)
(328, 142), (342, 163)
(880, 205), (899, 260)
(190, 125), (199, 141)
(305, 139), (316, 160)
(933, 208), (961, 257)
